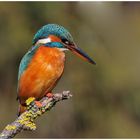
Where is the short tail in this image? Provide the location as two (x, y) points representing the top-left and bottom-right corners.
(17, 104), (26, 116)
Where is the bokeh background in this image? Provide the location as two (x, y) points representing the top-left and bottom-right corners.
(0, 2), (140, 138)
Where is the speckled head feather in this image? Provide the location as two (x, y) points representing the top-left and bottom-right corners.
(33, 24), (74, 45)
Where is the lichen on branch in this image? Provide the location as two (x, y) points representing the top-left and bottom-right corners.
(0, 91), (72, 139)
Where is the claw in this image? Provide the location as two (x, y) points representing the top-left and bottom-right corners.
(34, 101), (42, 108)
(46, 93), (54, 98)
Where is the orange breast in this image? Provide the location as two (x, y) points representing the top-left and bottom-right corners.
(18, 46), (65, 104)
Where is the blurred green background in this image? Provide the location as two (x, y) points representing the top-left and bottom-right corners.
(0, 2), (140, 138)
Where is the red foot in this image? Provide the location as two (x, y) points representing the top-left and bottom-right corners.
(46, 93), (54, 98)
(34, 101), (42, 107)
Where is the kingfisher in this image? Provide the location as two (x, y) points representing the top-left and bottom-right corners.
(17, 24), (96, 116)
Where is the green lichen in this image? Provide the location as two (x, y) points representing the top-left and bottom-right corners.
(41, 107), (46, 113)
(36, 110), (42, 116)
(17, 113), (30, 124)
(5, 125), (16, 131)
(16, 112), (36, 130)
(24, 121), (36, 130)
(26, 97), (35, 106)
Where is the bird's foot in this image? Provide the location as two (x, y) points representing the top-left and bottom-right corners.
(26, 97), (42, 111)
(46, 92), (54, 98)
(34, 101), (43, 108)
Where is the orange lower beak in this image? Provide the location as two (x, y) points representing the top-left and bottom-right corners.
(66, 44), (96, 65)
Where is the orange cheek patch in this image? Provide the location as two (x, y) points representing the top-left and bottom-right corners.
(48, 35), (61, 42)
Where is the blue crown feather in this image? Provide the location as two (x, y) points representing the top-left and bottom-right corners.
(33, 24), (73, 45)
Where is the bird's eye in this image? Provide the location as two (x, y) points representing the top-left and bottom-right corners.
(61, 38), (70, 45)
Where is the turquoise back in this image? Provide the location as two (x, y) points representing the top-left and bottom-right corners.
(18, 46), (38, 81)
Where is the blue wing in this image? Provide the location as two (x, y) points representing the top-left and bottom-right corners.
(17, 46), (39, 98)
(18, 46), (38, 81)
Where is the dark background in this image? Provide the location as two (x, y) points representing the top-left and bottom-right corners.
(0, 2), (140, 138)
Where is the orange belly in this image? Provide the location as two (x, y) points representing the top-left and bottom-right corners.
(18, 46), (65, 105)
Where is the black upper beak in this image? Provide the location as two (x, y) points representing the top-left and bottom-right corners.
(66, 43), (96, 65)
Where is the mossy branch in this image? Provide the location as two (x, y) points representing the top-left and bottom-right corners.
(0, 91), (72, 139)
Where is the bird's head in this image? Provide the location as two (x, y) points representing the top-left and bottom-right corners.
(32, 24), (96, 65)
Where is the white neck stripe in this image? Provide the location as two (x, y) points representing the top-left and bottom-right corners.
(37, 37), (51, 44)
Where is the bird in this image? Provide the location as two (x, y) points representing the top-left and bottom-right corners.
(17, 24), (96, 116)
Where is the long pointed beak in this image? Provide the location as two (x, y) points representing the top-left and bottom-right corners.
(66, 44), (96, 65)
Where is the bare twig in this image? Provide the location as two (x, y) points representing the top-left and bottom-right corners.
(0, 91), (72, 139)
